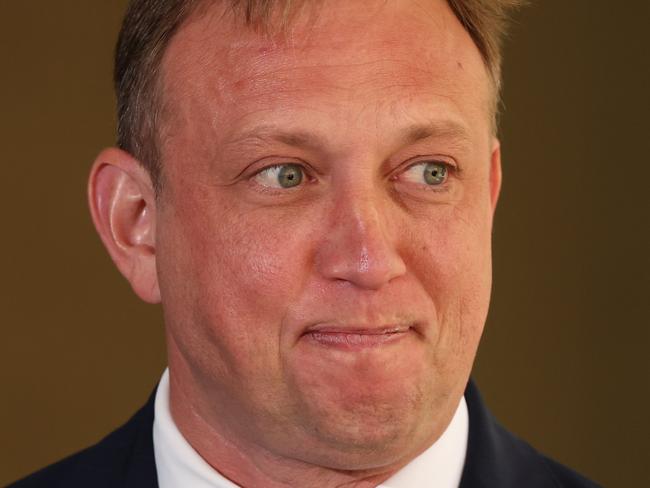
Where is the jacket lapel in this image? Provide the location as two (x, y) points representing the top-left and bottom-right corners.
(459, 381), (559, 488)
(122, 389), (159, 488)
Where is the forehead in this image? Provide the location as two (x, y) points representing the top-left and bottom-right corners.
(160, 0), (491, 149)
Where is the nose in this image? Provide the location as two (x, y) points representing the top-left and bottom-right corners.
(314, 191), (406, 290)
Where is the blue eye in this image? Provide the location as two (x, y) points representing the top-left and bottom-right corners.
(402, 161), (448, 186)
(254, 164), (304, 189)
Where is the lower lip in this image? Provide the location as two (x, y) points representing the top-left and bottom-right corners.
(304, 330), (410, 350)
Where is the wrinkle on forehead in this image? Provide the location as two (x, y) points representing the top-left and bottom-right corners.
(230, 3), (469, 64)
(158, 0), (493, 163)
(164, 0), (488, 89)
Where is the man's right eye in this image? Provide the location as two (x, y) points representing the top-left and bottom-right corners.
(253, 163), (305, 189)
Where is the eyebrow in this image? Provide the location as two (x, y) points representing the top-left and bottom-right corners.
(400, 121), (472, 148)
(228, 120), (472, 153)
(228, 125), (326, 152)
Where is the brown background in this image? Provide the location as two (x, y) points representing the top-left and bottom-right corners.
(1, 1), (648, 486)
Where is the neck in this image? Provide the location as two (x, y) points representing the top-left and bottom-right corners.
(163, 332), (461, 488)
(164, 356), (449, 488)
(172, 389), (415, 486)
(167, 372), (421, 487)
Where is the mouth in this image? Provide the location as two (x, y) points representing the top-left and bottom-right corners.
(302, 325), (413, 350)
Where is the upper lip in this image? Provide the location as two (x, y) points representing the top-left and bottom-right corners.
(303, 324), (412, 335)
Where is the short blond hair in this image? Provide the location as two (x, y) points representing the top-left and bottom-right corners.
(115, 0), (525, 189)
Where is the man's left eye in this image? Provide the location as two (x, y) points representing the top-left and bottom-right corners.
(254, 163), (305, 189)
(401, 161), (449, 186)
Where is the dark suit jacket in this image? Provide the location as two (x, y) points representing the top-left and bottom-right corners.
(8, 381), (601, 487)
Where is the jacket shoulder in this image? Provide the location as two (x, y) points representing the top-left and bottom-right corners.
(8, 391), (157, 488)
(460, 380), (602, 488)
(541, 455), (602, 487)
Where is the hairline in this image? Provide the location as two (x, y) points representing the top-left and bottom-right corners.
(127, 0), (505, 193)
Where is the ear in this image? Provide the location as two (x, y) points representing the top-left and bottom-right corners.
(489, 138), (502, 215)
(88, 148), (160, 304)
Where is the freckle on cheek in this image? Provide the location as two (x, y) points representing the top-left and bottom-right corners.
(233, 78), (248, 91)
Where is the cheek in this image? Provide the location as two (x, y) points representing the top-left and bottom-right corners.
(412, 203), (491, 288)
(200, 209), (313, 314)
(157, 190), (314, 367)
(409, 200), (493, 350)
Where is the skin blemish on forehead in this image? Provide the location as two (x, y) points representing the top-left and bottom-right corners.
(233, 78), (249, 92)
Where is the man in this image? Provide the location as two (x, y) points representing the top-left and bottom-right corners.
(10, 0), (599, 486)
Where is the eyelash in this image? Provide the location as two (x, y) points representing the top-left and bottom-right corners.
(395, 159), (456, 192)
(249, 159), (457, 192)
(250, 162), (314, 193)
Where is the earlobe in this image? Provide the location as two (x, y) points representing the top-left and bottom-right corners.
(88, 148), (161, 304)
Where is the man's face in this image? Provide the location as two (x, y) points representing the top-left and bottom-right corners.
(155, 0), (499, 469)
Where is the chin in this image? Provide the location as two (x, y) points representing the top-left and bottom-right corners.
(290, 381), (439, 470)
(304, 418), (430, 472)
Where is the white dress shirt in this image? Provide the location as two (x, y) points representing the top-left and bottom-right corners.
(153, 369), (468, 488)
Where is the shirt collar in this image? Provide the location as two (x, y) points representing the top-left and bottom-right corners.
(153, 368), (468, 488)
